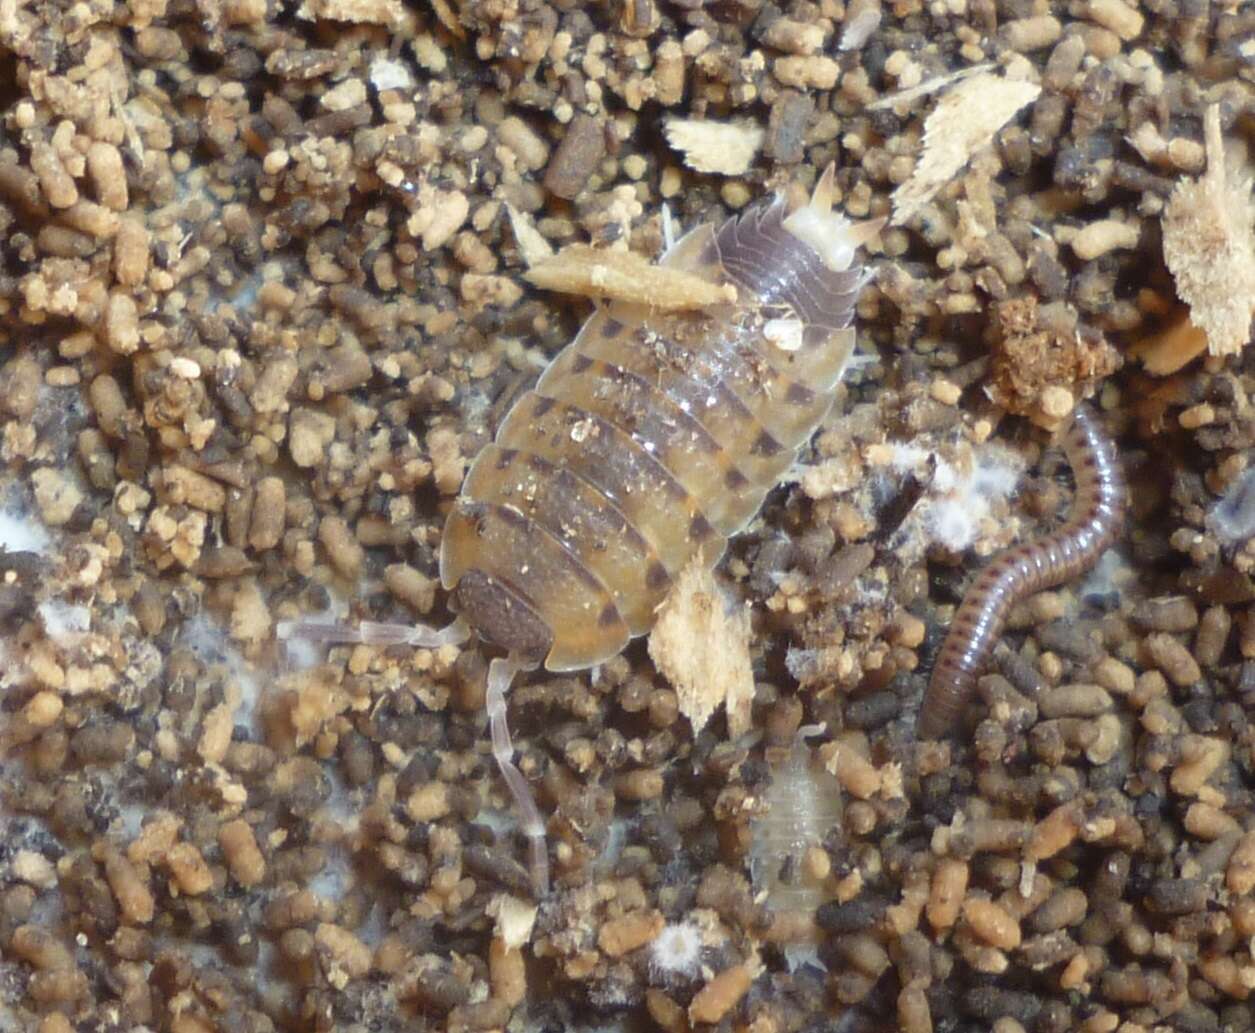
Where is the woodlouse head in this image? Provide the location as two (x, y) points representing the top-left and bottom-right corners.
(451, 568), (553, 667)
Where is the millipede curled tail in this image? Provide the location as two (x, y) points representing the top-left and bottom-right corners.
(917, 404), (1126, 740)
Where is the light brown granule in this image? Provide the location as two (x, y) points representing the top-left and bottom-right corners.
(1000, 15), (1062, 51)
(1170, 735), (1227, 796)
(30, 143), (78, 209)
(406, 782), (450, 822)
(113, 218), (150, 287)
(490, 937), (527, 1006)
(1084, 0), (1144, 40)
(315, 923), (373, 982)
(822, 738), (882, 799)
(317, 514), (363, 579)
(385, 564), (437, 614)
(165, 842), (214, 895)
(1227, 831), (1255, 896)
(31, 467), (83, 526)
(86, 142), (128, 211)
(898, 985), (933, 1033)
(219, 819), (266, 887)
(689, 962), (754, 1024)
(598, 910), (665, 957)
(1026, 801), (1082, 862)
(963, 897), (1022, 950)
(1144, 632), (1202, 687)
(11, 925), (77, 971)
(103, 292), (140, 354)
(198, 702), (234, 763)
(615, 767), (665, 801)
(23, 691), (63, 728)
(13, 849), (57, 889)
(927, 858), (970, 931)
(1070, 219), (1140, 260)
(99, 845), (156, 925)
(248, 477), (286, 550)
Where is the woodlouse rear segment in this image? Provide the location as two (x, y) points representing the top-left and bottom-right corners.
(443, 171), (879, 671)
(917, 404), (1126, 740)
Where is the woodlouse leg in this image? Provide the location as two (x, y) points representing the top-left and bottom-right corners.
(275, 617), (470, 648)
(486, 656), (550, 896)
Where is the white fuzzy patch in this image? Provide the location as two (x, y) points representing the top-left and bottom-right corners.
(649, 921), (704, 980)
(886, 441), (1024, 552)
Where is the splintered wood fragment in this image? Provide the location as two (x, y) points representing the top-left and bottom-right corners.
(1161, 104), (1255, 359)
(524, 244), (736, 309)
(506, 204), (554, 266)
(891, 73), (1040, 225)
(663, 118), (765, 176)
(648, 558), (754, 737)
(297, 0), (404, 22)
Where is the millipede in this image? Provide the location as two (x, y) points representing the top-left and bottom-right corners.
(282, 165), (884, 892)
(916, 404), (1127, 741)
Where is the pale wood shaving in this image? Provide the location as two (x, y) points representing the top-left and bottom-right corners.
(891, 73), (1041, 225)
(506, 204), (554, 266)
(488, 894), (538, 949)
(524, 244), (736, 310)
(1161, 105), (1255, 358)
(296, 0), (404, 24)
(867, 62), (994, 111)
(648, 558), (754, 738)
(663, 118), (765, 176)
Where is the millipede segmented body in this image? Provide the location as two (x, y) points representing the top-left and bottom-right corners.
(917, 404), (1126, 740)
(441, 170), (881, 672)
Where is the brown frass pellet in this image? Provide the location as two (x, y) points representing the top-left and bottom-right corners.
(543, 114), (605, 200)
(1131, 596), (1199, 632)
(1145, 878), (1207, 915)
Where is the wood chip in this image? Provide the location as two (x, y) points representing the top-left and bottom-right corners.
(892, 73), (1041, 225)
(1161, 105), (1255, 358)
(524, 244), (736, 310)
(648, 558), (754, 737)
(663, 118), (764, 176)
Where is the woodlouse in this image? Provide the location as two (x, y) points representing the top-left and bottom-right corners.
(916, 404), (1126, 740)
(283, 167), (882, 891)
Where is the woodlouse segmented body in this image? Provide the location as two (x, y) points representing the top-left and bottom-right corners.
(916, 404), (1126, 740)
(441, 170), (880, 672)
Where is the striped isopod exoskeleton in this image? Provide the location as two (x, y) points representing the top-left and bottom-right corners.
(916, 404), (1126, 740)
(283, 166), (882, 892)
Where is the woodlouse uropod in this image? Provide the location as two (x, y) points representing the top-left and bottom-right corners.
(916, 404), (1126, 741)
(281, 166), (883, 892)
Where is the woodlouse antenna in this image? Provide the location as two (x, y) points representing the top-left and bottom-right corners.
(276, 617), (470, 648)
(917, 404), (1126, 740)
(485, 656), (550, 895)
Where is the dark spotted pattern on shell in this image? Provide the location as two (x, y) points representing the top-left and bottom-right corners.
(441, 193), (874, 671)
(917, 405), (1126, 739)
